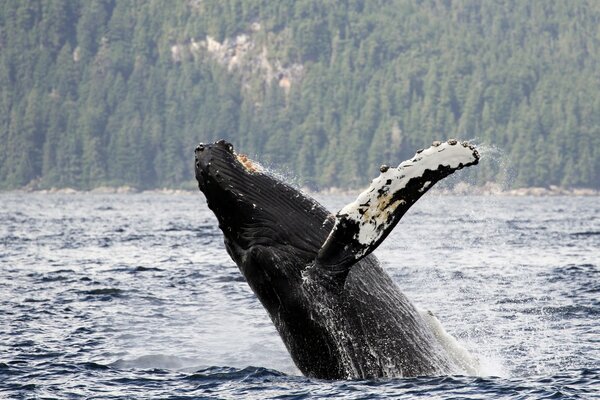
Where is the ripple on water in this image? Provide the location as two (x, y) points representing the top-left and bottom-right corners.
(0, 193), (598, 398)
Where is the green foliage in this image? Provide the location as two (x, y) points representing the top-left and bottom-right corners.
(0, 0), (598, 190)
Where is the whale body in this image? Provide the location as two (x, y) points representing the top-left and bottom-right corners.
(194, 139), (480, 379)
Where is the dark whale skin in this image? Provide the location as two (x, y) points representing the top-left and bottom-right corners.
(194, 140), (471, 379)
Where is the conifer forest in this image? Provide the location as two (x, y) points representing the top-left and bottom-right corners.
(0, 0), (598, 190)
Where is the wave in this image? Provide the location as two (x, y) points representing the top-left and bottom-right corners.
(110, 354), (201, 371)
(571, 231), (600, 237)
(1, 360), (597, 398)
(81, 288), (125, 297)
(185, 366), (286, 381)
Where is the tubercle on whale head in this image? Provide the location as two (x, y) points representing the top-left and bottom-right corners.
(194, 140), (262, 192)
(235, 153), (262, 173)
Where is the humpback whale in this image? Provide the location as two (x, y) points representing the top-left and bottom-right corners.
(195, 139), (480, 379)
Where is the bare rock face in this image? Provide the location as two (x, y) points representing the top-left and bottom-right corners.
(170, 23), (304, 93)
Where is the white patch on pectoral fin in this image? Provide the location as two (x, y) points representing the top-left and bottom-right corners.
(316, 140), (479, 283)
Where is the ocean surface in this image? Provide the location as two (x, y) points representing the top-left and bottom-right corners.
(0, 192), (598, 399)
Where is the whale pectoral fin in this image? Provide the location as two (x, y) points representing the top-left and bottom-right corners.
(316, 140), (480, 284)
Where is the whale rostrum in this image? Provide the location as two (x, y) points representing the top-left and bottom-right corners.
(195, 139), (481, 379)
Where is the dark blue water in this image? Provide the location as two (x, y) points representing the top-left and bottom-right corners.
(1, 192), (598, 398)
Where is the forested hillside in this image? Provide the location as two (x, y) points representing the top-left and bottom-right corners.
(1, 0), (598, 190)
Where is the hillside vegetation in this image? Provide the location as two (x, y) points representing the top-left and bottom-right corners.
(1, 0), (598, 190)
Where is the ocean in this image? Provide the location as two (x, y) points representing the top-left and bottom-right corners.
(1, 192), (598, 399)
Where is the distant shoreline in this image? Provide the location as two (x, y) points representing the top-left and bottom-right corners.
(2, 184), (598, 197)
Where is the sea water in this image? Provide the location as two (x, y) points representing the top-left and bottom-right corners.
(0, 192), (598, 398)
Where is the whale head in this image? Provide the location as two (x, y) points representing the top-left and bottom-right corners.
(194, 140), (333, 276)
(194, 139), (258, 231)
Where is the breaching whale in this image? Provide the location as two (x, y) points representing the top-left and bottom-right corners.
(195, 139), (480, 379)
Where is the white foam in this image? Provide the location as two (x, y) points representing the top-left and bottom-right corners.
(420, 310), (482, 375)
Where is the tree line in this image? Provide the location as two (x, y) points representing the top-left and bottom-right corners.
(0, 0), (598, 190)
